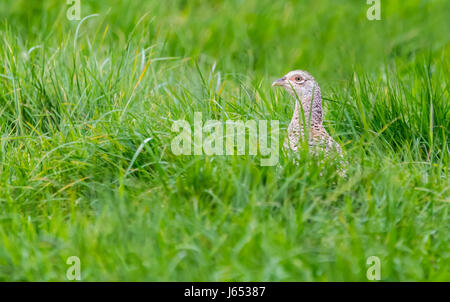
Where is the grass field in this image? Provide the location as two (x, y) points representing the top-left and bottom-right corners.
(0, 0), (449, 281)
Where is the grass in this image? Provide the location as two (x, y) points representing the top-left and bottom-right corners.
(0, 0), (449, 281)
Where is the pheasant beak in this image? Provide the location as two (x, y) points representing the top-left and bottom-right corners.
(272, 77), (286, 87)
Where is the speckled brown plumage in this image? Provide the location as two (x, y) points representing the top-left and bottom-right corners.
(273, 70), (346, 175)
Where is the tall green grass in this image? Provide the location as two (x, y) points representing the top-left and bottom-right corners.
(0, 0), (449, 281)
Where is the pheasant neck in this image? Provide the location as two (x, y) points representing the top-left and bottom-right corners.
(290, 86), (323, 131)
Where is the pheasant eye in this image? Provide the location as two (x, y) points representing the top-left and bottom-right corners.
(294, 76), (303, 82)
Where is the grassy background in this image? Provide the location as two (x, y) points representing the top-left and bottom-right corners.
(0, 0), (449, 281)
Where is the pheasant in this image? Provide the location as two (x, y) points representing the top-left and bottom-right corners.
(272, 70), (346, 175)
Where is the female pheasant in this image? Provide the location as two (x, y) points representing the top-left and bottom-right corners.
(272, 70), (346, 175)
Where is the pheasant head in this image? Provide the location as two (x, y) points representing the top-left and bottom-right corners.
(272, 70), (323, 125)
